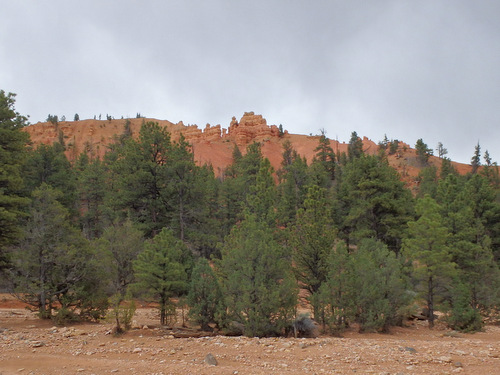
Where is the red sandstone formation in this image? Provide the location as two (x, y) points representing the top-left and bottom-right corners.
(24, 112), (471, 186)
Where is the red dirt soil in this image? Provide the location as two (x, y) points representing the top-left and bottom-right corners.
(1, 295), (499, 375)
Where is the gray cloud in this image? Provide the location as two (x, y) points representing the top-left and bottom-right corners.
(1, 0), (499, 163)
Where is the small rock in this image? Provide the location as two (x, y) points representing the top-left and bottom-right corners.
(453, 361), (463, 368)
(31, 341), (45, 348)
(132, 347), (142, 353)
(438, 356), (452, 363)
(404, 347), (417, 354)
(204, 353), (218, 366)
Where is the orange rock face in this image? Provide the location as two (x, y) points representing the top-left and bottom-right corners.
(23, 113), (471, 185)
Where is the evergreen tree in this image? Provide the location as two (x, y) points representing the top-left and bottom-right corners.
(9, 184), (107, 321)
(246, 158), (277, 226)
(24, 142), (78, 217)
(132, 228), (192, 325)
(76, 154), (108, 239)
(313, 130), (336, 180)
(217, 214), (297, 337)
(417, 166), (438, 198)
(481, 150), (500, 188)
(277, 141), (310, 227)
(470, 142), (481, 174)
(403, 195), (456, 328)
(73, 113), (79, 121)
(291, 185), (335, 322)
(0, 90), (30, 266)
(112, 121), (172, 237)
(436, 142), (448, 159)
(347, 131), (364, 161)
(446, 175), (500, 318)
(187, 257), (224, 331)
(415, 138), (433, 165)
(96, 219), (144, 297)
(349, 239), (410, 332)
(335, 155), (414, 253)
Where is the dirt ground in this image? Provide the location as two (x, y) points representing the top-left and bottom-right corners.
(1, 295), (499, 375)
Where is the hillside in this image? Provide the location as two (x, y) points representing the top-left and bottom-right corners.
(24, 112), (471, 185)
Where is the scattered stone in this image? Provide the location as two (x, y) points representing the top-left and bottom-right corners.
(204, 353), (218, 366)
(453, 361), (463, 368)
(438, 356), (452, 363)
(132, 347), (142, 353)
(443, 331), (462, 338)
(31, 341), (45, 348)
(404, 347), (417, 354)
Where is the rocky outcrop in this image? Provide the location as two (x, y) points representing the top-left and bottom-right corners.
(225, 112), (280, 146)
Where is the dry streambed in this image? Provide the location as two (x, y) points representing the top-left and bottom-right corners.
(1, 308), (499, 375)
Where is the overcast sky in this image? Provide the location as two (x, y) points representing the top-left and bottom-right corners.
(1, 1), (499, 164)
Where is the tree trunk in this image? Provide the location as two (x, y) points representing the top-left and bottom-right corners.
(428, 275), (434, 329)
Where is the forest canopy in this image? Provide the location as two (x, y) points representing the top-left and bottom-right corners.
(1, 91), (500, 336)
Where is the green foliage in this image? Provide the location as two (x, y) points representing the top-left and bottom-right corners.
(317, 241), (353, 333)
(470, 142), (481, 174)
(415, 138), (432, 165)
(417, 166), (438, 198)
(0, 90), (30, 264)
(403, 195), (456, 328)
(76, 154), (109, 239)
(73, 113), (79, 121)
(107, 293), (136, 334)
(187, 258), (224, 331)
(318, 240), (411, 333)
(96, 219), (144, 297)
(217, 214), (297, 337)
(132, 228), (192, 325)
(313, 130), (336, 181)
(349, 239), (411, 332)
(277, 141), (310, 227)
(348, 131), (364, 161)
(46, 114), (58, 124)
(389, 140), (399, 155)
(335, 155), (414, 253)
(446, 283), (483, 332)
(291, 185), (335, 322)
(24, 143), (78, 216)
(9, 184), (107, 321)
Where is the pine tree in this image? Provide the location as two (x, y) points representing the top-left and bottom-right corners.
(217, 214), (297, 337)
(347, 131), (364, 161)
(9, 184), (106, 320)
(470, 142), (481, 174)
(313, 130), (336, 180)
(187, 258), (224, 331)
(132, 228), (192, 325)
(97, 219), (144, 297)
(0, 90), (30, 266)
(415, 138), (433, 165)
(349, 239), (410, 332)
(291, 185), (335, 323)
(24, 142), (78, 217)
(112, 121), (172, 237)
(277, 141), (310, 227)
(403, 195), (456, 328)
(335, 155), (414, 253)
